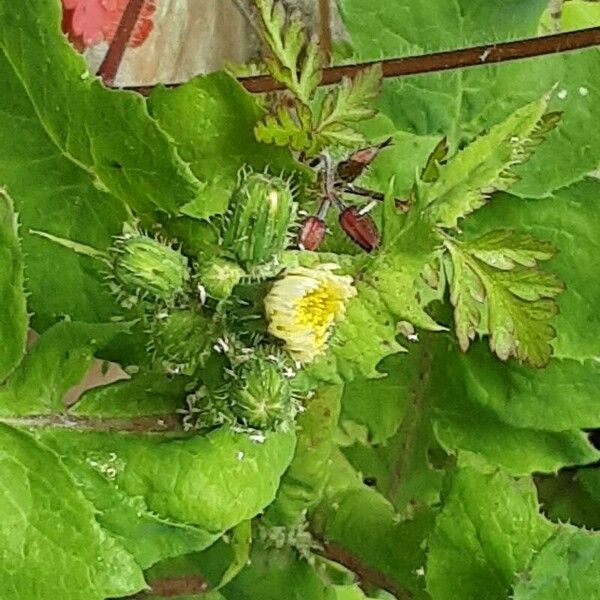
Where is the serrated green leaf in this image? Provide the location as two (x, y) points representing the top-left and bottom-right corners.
(255, 101), (315, 154)
(0, 190), (27, 382)
(464, 180), (600, 362)
(315, 65), (382, 148)
(0, 0), (203, 333)
(0, 321), (128, 417)
(445, 229), (563, 367)
(537, 470), (600, 531)
(426, 465), (555, 600)
(418, 98), (556, 228)
(0, 424), (145, 599)
(255, 0), (322, 105)
(265, 385), (343, 526)
(148, 72), (303, 219)
(513, 527), (600, 599)
(339, 0), (600, 197)
(37, 427), (295, 533)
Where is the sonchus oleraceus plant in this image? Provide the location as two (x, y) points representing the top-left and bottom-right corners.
(0, 0), (599, 599)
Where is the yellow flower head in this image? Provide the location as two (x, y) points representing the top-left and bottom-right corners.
(265, 264), (357, 363)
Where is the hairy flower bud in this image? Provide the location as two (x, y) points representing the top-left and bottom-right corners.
(224, 172), (295, 268)
(149, 309), (212, 375)
(299, 216), (326, 251)
(197, 257), (245, 300)
(230, 355), (293, 429)
(111, 228), (190, 303)
(339, 206), (380, 252)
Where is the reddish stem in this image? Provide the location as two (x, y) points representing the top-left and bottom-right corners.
(98, 0), (147, 86)
(239, 27), (600, 93)
(124, 27), (600, 95)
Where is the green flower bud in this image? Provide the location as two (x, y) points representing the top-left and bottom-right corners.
(224, 172), (295, 268)
(230, 355), (293, 429)
(112, 229), (190, 304)
(197, 257), (245, 300)
(149, 309), (212, 375)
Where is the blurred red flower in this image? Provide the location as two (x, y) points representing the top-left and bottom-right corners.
(61, 0), (156, 51)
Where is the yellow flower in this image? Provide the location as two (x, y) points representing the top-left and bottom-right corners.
(265, 264), (357, 363)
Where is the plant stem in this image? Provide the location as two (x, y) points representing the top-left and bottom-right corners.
(98, 0), (147, 86)
(122, 576), (210, 599)
(126, 26), (599, 95)
(318, 0), (332, 64)
(0, 413), (184, 434)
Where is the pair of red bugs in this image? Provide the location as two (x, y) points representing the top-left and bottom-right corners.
(298, 138), (399, 253)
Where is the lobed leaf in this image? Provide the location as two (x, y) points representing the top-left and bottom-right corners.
(445, 230), (564, 367)
(255, 0), (322, 105)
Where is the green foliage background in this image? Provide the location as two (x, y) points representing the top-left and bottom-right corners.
(0, 0), (599, 599)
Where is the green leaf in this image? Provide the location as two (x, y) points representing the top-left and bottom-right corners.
(429, 339), (600, 475)
(221, 544), (336, 600)
(38, 427), (296, 533)
(0, 424), (145, 599)
(339, 0), (600, 196)
(340, 354), (410, 445)
(0, 0), (203, 331)
(0, 190), (27, 382)
(255, 0), (322, 105)
(312, 485), (436, 599)
(560, 1), (600, 29)
(537, 470), (600, 531)
(445, 229), (564, 367)
(340, 344), (444, 513)
(56, 446), (219, 570)
(255, 101), (316, 154)
(464, 179), (600, 362)
(148, 72), (302, 219)
(265, 385), (343, 526)
(315, 65), (382, 148)
(146, 521), (252, 591)
(426, 465), (554, 600)
(513, 527), (600, 599)
(333, 586), (380, 600)
(71, 369), (191, 419)
(0, 321), (129, 416)
(417, 98), (557, 228)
